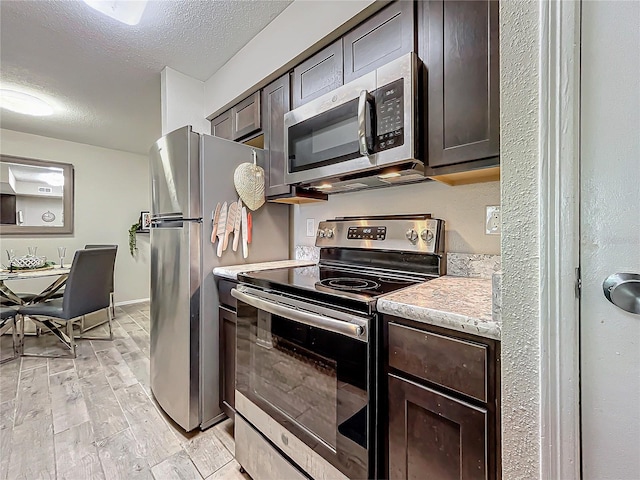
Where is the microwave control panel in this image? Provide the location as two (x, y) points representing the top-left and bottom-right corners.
(373, 79), (404, 152)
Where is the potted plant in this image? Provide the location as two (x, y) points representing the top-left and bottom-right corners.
(129, 220), (141, 256)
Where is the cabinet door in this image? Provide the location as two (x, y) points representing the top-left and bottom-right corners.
(211, 110), (233, 140)
(343, 1), (415, 83)
(292, 40), (343, 108)
(262, 73), (292, 198)
(232, 91), (261, 140)
(388, 373), (488, 480)
(421, 0), (499, 167)
(219, 306), (236, 416)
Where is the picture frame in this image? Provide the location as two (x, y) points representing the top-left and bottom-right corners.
(140, 211), (151, 231)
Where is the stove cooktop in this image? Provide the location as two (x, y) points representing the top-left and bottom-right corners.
(239, 215), (446, 314)
(238, 263), (432, 314)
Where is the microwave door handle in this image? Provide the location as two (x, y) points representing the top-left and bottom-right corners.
(231, 288), (368, 342)
(358, 90), (374, 156)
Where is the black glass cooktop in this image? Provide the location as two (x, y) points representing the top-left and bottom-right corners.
(238, 264), (430, 312)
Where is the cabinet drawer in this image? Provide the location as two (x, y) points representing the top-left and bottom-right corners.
(217, 279), (237, 310)
(388, 322), (487, 402)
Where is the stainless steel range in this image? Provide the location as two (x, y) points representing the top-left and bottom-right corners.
(232, 215), (445, 480)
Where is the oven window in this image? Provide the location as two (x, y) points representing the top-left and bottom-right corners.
(288, 98), (362, 173)
(236, 300), (370, 477)
(253, 311), (339, 449)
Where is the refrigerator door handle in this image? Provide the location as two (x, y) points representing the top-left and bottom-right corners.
(152, 218), (203, 227)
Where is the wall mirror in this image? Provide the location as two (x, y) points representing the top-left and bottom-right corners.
(0, 155), (74, 235)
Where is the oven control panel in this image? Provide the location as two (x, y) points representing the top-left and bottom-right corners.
(347, 226), (386, 240)
(316, 217), (444, 254)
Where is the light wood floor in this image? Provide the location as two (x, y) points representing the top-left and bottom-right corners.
(0, 302), (250, 480)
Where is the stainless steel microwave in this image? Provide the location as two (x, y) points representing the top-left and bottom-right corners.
(284, 52), (419, 188)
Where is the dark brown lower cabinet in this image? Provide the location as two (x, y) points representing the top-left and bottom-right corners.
(388, 374), (488, 480)
(384, 314), (500, 480)
(219, 306), (236, 417)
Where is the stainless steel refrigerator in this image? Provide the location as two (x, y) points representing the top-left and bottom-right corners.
(149, 126), (289, 431)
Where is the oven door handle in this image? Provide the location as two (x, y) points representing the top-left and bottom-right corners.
(231, 288), (368, 342)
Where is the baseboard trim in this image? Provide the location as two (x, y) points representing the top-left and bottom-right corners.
(115, 298), (149, 307)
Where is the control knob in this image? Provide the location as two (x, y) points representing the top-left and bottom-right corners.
(318, 229), (325, 238)
(405, 229), (418, 243)
(324, 228), (334, 238)
(421, 229), (434, 242)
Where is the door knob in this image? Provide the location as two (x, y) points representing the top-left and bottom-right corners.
(603, 273), (640, 314)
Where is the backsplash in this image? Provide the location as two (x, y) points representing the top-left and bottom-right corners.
(447, 253), (501, 279)
(293, 181), (501, 255)
(295, 245), (320, 262)
(296, 246), (501, 280)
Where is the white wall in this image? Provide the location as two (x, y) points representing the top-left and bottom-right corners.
(161, 67), (209, 136)
(15, 196), (64, 227)
(499, 1), (541, 478)
(0, 128), (150, 303)
(295, 181), (501, 254)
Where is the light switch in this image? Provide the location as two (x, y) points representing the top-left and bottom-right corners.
(306, 218), (315, 237)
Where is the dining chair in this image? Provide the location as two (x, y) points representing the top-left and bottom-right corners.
(47, 244), (118, 329)
(0, 306), (20, 364)
(84, 244), (118, 318)
(18, 247), (117, 358)
(0, 293), (36, 306)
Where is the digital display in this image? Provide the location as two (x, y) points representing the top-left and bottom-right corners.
(347, 226), (386, 240)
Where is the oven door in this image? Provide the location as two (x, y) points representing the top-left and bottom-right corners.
(232, 286), (372, 479)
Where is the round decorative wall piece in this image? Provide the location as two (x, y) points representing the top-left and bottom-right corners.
(42, 210), (56, 223)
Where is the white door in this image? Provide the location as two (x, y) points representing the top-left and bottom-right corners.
(580, 1), (640, 478)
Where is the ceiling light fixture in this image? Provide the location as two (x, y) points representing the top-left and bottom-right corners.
(83, 0), (148, 26)
(0, 89), (53, 116)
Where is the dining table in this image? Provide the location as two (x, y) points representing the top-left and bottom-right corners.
(0, 266), (71, 305)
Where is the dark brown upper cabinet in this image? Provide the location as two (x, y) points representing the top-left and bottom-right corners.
(211, 110), (233, 140)
(420, 0), (500, 169)
(343, 1), (415, 84)
(231, 91), (261, 140)
(292, 40), (343, 109)
(262, 74), (291, 198)
(211, 91), (261, 141)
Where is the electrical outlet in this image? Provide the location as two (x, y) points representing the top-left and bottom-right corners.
(485, 206), (501, 235)
(306, 218), (315, 237)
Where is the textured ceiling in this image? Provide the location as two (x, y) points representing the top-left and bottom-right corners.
(0, 0), (292, 155)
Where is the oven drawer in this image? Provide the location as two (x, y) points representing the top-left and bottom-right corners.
(388, 322), (488, 402)
(235, 415), (307, 480)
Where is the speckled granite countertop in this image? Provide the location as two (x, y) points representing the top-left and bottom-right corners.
(213, 260), (315, 280)
(377, 276), (499, 340)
